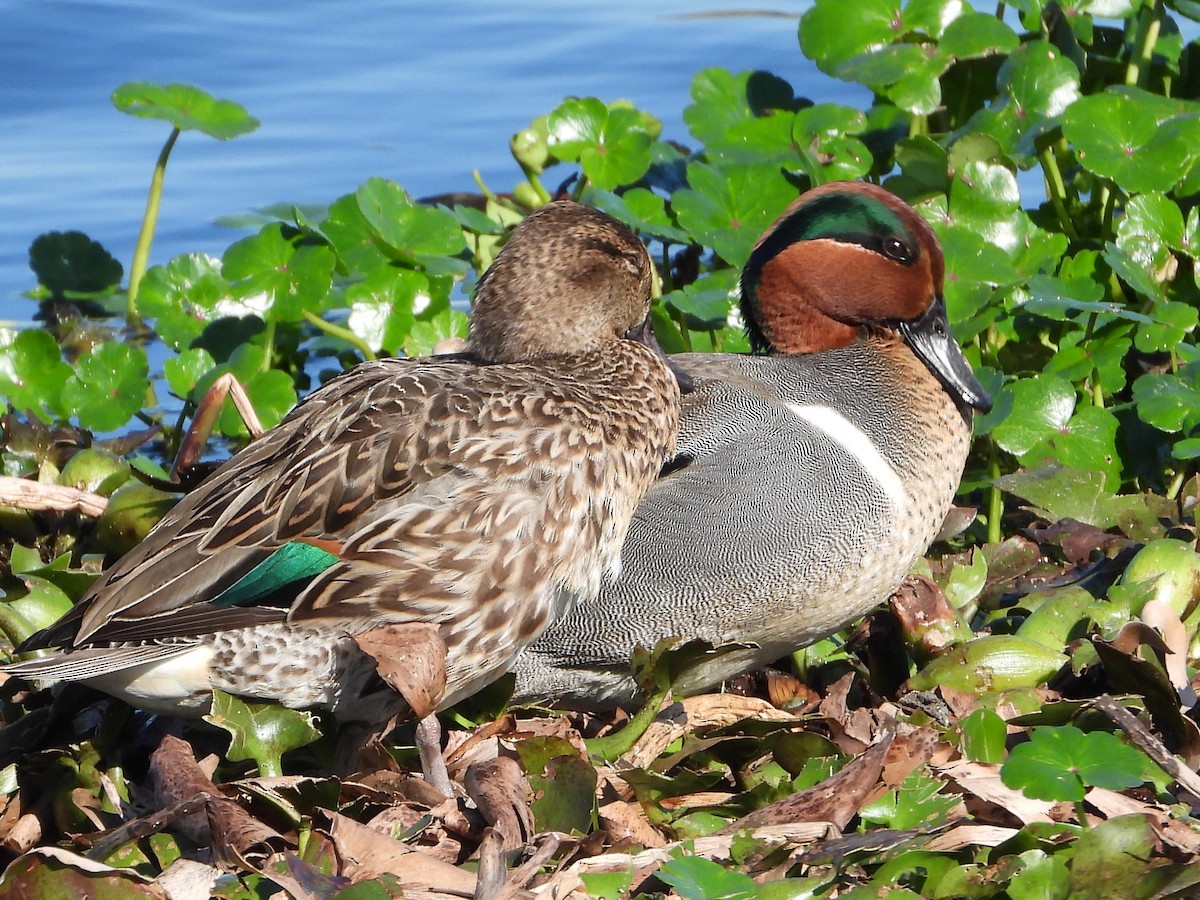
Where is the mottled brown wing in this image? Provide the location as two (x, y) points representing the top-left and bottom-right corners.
(64, 357), (583, 647)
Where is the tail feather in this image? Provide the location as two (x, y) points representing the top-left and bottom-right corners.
(5, 643), (198, 683)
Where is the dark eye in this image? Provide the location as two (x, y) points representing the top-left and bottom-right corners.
(882, 237), (914, 263)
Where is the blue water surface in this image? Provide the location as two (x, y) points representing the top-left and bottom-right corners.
(0, 1), (858, 326)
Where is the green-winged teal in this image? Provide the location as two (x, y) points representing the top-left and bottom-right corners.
(512, 181), (990, 709)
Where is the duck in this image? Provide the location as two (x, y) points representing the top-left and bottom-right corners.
(8, 201), (681, 771)
(510, 181), (991, 710)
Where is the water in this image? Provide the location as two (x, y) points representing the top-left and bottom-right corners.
(0, 1), (860, 327)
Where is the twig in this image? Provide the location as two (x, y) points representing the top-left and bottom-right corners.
(0, 476), (107, 517)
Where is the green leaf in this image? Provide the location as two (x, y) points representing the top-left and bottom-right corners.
(1006, 849), (1071, 900)
(163, 347), (216, 400)
(1000, 726), (1147, 802)
(0, 849), (168, 898)
(1136, 301), (1198, 353)
(993, 465), (1114, 527)
(354, 178), (467, 264)
(663, 269), (738, 331)
(28, 231), (123, 295)
(515, 737), (597, 835)
(860, 770), (960, 830)
(547, 98), (659, 190)
(1063, 91), (1194, 193)
(403, 306), (469, 358)
(959, 708), (1007, 764)
(1025, 405), (1122, 491)
(800, 0), (908, 75)
(989, 375), (1076, 457)
(673, 161), (794, 267)
(938, 13), (1019, 59)
(1118, 192), (1184, 255)
(203, 689), (321, 777)
(345, 268), (434, 354)
(0, 328), (71, 418)
(137, 253), (236, 351)
(321, 192), (393, 273)
(112, 81), (259, 139)
(579, 870), (635, 900)
(584, 187), (690, 244)
(684, 68), (796, 145)
(199, 344), (297, 436)
(1070, 815), (1167, 898)
(61, 342), (150, 433)
(657, 853), (757, 900)
(222, 224), (336, 323)
(948, 160), (1021, 250)
(793, 104), (873, 181)
(1133, 362), (1200, 433)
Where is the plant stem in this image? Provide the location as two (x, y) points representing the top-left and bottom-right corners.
(471, 169), (524, 217)
(127, 127), (180, 323)
(1099, 183), (1118, 241)
(671, 307), (692, 352)
(302, 310), (377, 360)
(988, 442), (1003, 546)
(1075, 800), (1090, 829)
(1125, 1), (1162, 89)
(1166, 468), (1187, 501)
(1036, 140), (1079, 243)
(260, 319), (276, 373)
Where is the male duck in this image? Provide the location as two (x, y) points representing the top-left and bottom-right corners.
(512, 181), (991, 709)
(10, 202), (681, 737)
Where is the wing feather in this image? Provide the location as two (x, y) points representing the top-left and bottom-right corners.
(33, 356), (594, 651)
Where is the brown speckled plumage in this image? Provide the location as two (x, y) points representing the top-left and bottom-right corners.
(10, 201), (680, 721)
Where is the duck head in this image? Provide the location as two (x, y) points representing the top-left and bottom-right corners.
(469, 201), (655, 363)
(740, 181), (991, 414)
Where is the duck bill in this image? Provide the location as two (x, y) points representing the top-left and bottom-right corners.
(625, 314), (695, 394)
(899, 296), (992, 413)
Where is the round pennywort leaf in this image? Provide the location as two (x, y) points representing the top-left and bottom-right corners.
(112, 82), (259, 139)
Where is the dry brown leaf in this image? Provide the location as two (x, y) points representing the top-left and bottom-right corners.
(936, 759), (1053, 824)
(352, 623), (448, 719)
(888, 574), (961, 653)
(156, 857), (222, 900)
(620, 694), (801, 770)
(475, 827), (508, 900)
(345, 769), (448, 808)
(765, 670), (818, 711)
(1141, 600), (1194, 700)
(464, 757), (533, 852)
(939, 686), (983, 719)
(658, 791), (737, 811)
(321, 809), (476, 894)
(444, 714), (517, 774)
(719, 721), (895, 833)
(818, 673), (853, 728)
(149, 734), (285, 865)
(880, 725), (939, 789)
(4, 812), (42, 855)
(598, 799), (664, 849)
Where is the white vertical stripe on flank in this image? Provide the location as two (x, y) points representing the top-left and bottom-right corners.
(785, 403), (908, 511)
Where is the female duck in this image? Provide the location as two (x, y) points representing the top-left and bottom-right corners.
(11, 202), (681, 737)
(512, 181), (991, 709)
